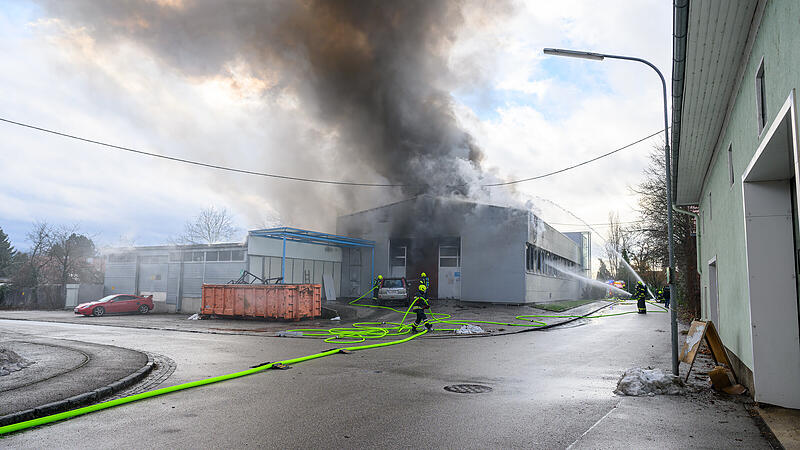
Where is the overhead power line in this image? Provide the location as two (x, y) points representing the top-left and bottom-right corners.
(547, 220), (647, 226)
(482, 129), (664, 186)
(0, 116), (663, 187)
(0, 117), (404, 187)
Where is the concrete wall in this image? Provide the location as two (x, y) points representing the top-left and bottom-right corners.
(694, 0), (800, 371)
(459, 204), (527, 303)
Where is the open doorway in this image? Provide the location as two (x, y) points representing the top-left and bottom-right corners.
(741, 90), (800, 408)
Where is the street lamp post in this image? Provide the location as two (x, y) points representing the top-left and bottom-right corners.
(543, 47), (679, 376)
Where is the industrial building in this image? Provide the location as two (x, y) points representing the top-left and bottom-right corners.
(103, 229), (374, 313)
(102, 197), (588, 311)
(671, 0), (800, 407)
(336, 195), (590, 303)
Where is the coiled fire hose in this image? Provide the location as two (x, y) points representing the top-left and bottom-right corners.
(0, 288), (665, 435)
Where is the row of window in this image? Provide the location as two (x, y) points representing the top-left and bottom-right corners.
(108, 250), (246, 264)
(525, 244), (577, 278)
(169, 250), (246, 262)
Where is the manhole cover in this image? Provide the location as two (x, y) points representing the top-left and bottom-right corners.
(443, 384), (493, 394)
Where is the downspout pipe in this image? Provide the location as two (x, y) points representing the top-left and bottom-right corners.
(672, 205), (701, 275)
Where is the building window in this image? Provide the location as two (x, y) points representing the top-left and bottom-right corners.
(192, 251), (204, 262)
(756, 58), (766, 133)
(169, 252), (181, 262)
(218, 250), (232, 262)
(709, 192), (712, 221)
(728, 144), (734, 186)
(231, 250), (245, 261)
(107, 253), (136, 263)
(205, 251), (219, 262)
(390, 245), (406, 269)
(439, 246), (460, 268)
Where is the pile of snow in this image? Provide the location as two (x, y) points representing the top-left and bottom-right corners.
(186, 313), (199, 320)
(614, 367), (684, 396)
(0, 348), (35, 376)
(455, 324), (485, 335)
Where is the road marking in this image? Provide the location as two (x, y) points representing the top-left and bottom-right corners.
(565, 400), (622, 450)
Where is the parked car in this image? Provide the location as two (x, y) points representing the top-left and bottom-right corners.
(74, 294), (154, 317)
(376, 278), (409, 306)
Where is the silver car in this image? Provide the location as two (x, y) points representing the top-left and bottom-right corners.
(376, 278), (409, 305)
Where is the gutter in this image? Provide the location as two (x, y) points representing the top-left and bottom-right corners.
(672, 205), (701, 275)
(671, 0), (689, 203)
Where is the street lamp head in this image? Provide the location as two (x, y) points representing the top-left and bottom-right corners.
(543, 48), (605, 61)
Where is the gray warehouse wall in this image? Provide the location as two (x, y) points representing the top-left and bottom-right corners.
(459, 206), (527, 303)
(526, 216), (584, 302)
(337, 196), (586, 304)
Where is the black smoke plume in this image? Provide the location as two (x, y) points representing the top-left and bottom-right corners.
(38, 0), (509, 227)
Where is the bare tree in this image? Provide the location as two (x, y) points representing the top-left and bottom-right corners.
(49, 225), (101, 285)
(605, 212), (629, 280)
(180, 206), (240, 244)
(629, 147), (699, 315)
(13, 221), (53, 288)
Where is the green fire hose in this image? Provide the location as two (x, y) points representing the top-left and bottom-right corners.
(0, 288), (666, 436)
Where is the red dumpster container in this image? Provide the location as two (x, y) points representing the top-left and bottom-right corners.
(201, 284), (322, 320)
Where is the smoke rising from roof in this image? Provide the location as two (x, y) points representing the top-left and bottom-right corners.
(37, 0), (512, 229)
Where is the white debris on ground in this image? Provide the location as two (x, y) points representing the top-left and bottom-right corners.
(330, 316), (341, 321)
(0, 348), (35, 376)
(455, 324), (485, 335)
(277, 331), (303, 337)
(187, 313), (199, 320)
(614, 367), (685, 396)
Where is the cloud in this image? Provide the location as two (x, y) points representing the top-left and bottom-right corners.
(0, 0), (671, 255)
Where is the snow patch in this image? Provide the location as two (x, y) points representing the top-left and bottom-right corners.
(0, 348), (35, 376)
(455, 324), (485, 335)
(614, 367), (684, 396)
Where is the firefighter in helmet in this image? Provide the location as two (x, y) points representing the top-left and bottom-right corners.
(632, 281), (648, 314)
(411, 284), (433, 332)
(420, 272), (430, 291)
(372, 275), (383, 304)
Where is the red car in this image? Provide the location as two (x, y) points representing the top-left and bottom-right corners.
(74, 294), (154, 317)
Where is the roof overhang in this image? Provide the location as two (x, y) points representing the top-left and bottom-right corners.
(671, 0), (763, 205)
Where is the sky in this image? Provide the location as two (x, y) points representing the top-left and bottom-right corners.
(0, 0), (672, 255)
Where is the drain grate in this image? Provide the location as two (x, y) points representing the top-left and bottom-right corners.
(443, 384), (493, 394)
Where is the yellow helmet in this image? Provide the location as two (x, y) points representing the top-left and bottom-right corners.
(421, 272), (427, 277)
(418, 284), (426, 293)
(378, 275), (383, 280)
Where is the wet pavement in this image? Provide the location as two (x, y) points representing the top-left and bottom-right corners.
(0, 338), (147, 417)
(0, 301), (773, 449)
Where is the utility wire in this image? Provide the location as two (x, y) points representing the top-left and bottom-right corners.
(481, 129), (664, 186)
(0, 116), (663, 188)
(0, 117), (404, 187)
(547, 220), (646, 226)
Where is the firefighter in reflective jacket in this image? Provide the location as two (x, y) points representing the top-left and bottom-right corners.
(420, 272), (430, 291)
(632, 281), (647, 314)
(411, 284), (433, 332)
(372, 275), (383, 304)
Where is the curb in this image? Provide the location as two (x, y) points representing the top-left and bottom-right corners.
(0, 352), (154, 428)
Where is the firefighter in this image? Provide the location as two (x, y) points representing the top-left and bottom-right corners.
(632, 281), (647, 314)
(662, 285), (671, 309)
(420, 272), (430, 291)
(411, 284), (433, 332)
(372, 275), (383, 304)
(656, 287), (665, 303)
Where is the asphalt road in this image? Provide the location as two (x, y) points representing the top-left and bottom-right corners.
(0, 304), (771, 449)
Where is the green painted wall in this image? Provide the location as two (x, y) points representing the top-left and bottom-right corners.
(695, 0), (800, 370)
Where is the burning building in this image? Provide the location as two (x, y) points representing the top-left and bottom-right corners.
(337, 195), (590, 303)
